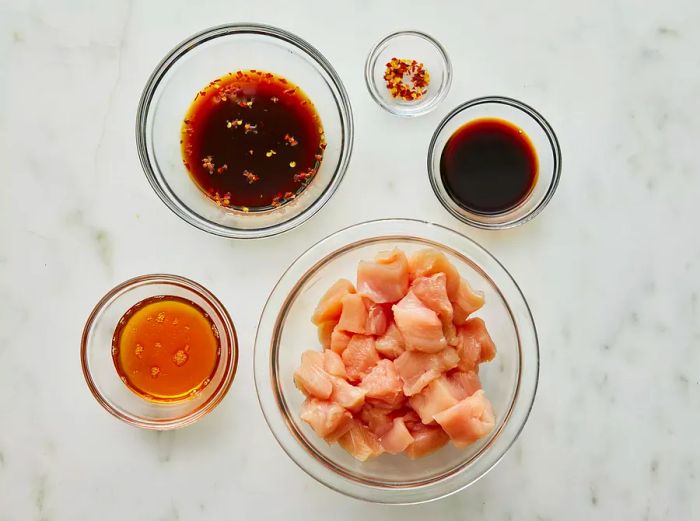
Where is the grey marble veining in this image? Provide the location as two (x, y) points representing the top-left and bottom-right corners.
(1, 0), (699, 519)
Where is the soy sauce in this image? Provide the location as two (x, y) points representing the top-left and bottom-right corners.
(440, 118), (538, 215)
(181, 70), (325, 210)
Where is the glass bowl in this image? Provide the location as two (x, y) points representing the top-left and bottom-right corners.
(428, 96), (561, 229)
(365, 31), (452, 117)
(81, 274), (238, 429)
(136, 24), (354, 238)
(254, 219), (538, 503)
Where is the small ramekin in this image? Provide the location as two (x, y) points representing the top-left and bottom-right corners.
(428, 96), (561, 229)
(81, 274), (238, 430)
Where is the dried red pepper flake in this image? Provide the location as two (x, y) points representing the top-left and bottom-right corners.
(242, 170), (260, 184)
(283, 133), (298, 146)
(202, 156), (215, 174)
(216, 164), (228, 175)
(383, 57), (430, 101)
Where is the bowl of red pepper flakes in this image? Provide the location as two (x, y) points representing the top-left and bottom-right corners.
(365, 31), (452, 117)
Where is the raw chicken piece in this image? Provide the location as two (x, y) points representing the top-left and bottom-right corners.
(317, 320), (337, 349)
(393, 347), (460, 396)
(341, 335), (380, 382)
(294, 351), (333, 399)
(412, 273), (458, 346)
(404, 423), (450, 459)
(330, 328), (352, 354)
(380, 417), (415, 454)
(375, 321), (405, 359)
(408, 249), (461, 300)
(329, 375), (366, 412)
(365, 301), (389, 336)
(433, 390), (495, 447)
(356, 249), (410, 304)
(300, 398), (352, 439)
(359, 404), (394, 437)
(311, 279), (356, 325)
(392, 290), (446, 353)
(337, 293), (369, 334)
(408, 376), (459, 424)
(455, 318), (497, 371)
(323, 349), (346, 379)
(338, 420), (385, 461)
(451, 278), (485, 324)
(445, 370), (481, 400)
(359, 359), (403, 406)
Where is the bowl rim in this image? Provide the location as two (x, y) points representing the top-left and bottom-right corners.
(135, 23), (354, 239)
(427, 96), (562, 229)
(364, 30), (453, 117)
(254, 218), (539, 503)
(81, 273), (238, 430)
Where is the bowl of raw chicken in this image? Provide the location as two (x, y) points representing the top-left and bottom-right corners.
(254, 219), (539, 503)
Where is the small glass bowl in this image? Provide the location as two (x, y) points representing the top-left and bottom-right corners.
(365, 31), (452, 117)
(81, 274), (238, 430)
(136, 24), (354, 239)
(428, 96), (561, 229)
(254, 219), (538, 503)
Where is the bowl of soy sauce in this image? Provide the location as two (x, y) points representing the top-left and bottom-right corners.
(428, 96), (561, 229)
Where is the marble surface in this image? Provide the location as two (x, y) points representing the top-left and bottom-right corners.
(1, 0), (699, 518)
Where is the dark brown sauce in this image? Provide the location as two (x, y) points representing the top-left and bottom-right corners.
(440, 118), (538, 215)
(181, 70), (325, 211)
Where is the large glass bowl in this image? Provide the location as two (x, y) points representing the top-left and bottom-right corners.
(136, 24), (354, 238)
(254, 219), (538, 503)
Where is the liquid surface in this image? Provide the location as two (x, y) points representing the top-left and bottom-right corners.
(440, 118), (538, 214)
(112, 296), (220, 402)
(181, 70), (325, 210)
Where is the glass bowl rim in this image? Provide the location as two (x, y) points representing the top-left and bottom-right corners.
(364, 30), (453, 117)
(135, 23), (354, 239)
(427, 95), (562, 229)
(253, 218), (539, 503)
(81, 273), (239, 430)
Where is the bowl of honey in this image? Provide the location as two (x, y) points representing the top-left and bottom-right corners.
(428, 96), (561, 229)
(81, 275), (238, 429)
(137, 24), (354, 238)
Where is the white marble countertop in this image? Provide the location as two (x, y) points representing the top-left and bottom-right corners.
(1, 0), (699, 519)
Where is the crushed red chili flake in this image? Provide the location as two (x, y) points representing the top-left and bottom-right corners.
(383, 57), (430, 101)
(242, 170), (260, 184)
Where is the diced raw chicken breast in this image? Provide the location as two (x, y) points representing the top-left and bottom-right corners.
(359, 404), (394, 437)
(317, 320), (336, 349)
(445, 370), (481, 400)
(330, 328), (352, 354)
(323, 349), (346, 379)
(408, 376), (459, 424)
(433, 390), (495, 447)
(365, 301), (389, 336)
(452, 278), (485, 324)
(393, 347), (460, 396)
(375, 321), (405, 359)
(338, 420), (385, 461)
(404, 423), (450, 459)
(341, 335), (380, 382)
(325, 418), (355, 443)
(359, 359), (403, 406)
(311, 279), (356, 325)
(408, 249), (461, 300)
(356, 249), (410, 304)
(337, 293), (369, 334)
(300, 398), (352, 439)
(380, 417), (415, 454)
(455, 318), (497, 371)
(294, 350), (333, 399)
(329, 375), (366, 412)
(392, 290), (446, 353)
(412, 273), (458, 346)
